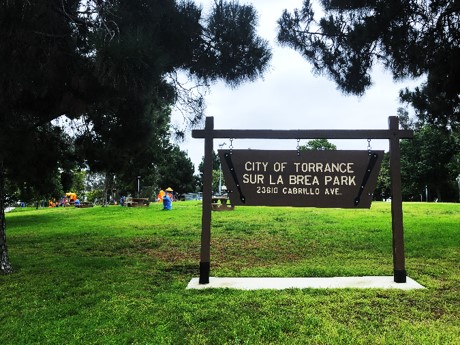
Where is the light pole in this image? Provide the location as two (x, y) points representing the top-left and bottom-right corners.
(218, 142), (226, 195)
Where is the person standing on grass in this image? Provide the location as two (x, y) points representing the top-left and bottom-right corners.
(163, 192), (172, 210)
(165, 187), (174, 201)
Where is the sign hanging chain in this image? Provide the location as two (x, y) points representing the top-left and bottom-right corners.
(229, 138), (234, 155)
(296, 139), (301, 156)
(367, 139), (372, 155)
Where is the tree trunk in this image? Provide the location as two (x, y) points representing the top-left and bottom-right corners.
(102, 172), (112, 206)
(0, 160), (13, 274)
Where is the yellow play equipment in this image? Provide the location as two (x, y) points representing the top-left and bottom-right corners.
(66, 192), (77, 202)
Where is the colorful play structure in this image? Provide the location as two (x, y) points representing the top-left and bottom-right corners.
(66, 192), (77, 203)
(48, 192), (93, 208)
(157, 187), (174, 202)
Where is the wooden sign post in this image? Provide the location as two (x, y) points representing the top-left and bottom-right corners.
(192, 116), (413, 284)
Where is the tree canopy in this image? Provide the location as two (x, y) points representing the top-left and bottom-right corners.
(373, 109), (460, 202)
(277, 0), (460, 128)
(1, 0), (271, 180)
(300, 139), (337, 151)
(197, 150), (224, 193)
(157, 145), (196, 195)
(0, 0), (272, 273)
(400, 124), (459, 201)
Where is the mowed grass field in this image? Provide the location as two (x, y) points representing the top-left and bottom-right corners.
(1, 202), (459, 344)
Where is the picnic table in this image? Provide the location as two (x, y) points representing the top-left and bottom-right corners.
(211, 196), (234, 211)
(126, 197), (150, 207)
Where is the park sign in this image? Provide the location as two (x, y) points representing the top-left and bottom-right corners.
(193, 116), (413, 284)
(219, 149), (384, 208)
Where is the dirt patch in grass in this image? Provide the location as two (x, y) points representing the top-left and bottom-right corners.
(210, 235), (308, 269)
(121, 235), (309, 269)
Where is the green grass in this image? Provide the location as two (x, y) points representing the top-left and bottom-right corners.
(1, 202), (459, 344)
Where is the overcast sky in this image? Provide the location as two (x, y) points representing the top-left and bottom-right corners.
(174, 0), (421, 172)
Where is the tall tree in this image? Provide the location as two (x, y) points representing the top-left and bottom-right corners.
(157, 145), (196, 195)
(277, 0), (460, 128)
(74, 98), (172, 202)
(374, 152), (391, 201)
(373, 119), (460, 201)
(0, 0), (271, 273)
(197, 150), (222, 192)
(0, 123), (71, 273)
(400, 125), (459, 201)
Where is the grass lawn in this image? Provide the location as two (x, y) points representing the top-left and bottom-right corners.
(1, 202), (459, 344)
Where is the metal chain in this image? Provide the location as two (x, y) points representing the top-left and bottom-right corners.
(229, 138), (233, 154)
(367, 139), (372, 155)
(296, 139), (301, 156)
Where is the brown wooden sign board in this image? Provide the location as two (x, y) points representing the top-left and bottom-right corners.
(219, 149), (383, 208)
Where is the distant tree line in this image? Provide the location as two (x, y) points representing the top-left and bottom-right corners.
(375, 109), (460, 202)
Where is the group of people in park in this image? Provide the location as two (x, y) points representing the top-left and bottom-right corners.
(47, 188), (175, 210)
(49, 193), (80, 207)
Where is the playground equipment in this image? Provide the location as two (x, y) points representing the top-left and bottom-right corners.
(66, 192), (77, 203)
